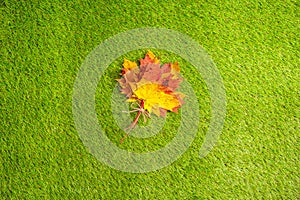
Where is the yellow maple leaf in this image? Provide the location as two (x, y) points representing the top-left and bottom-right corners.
(131, 83), (181, 116)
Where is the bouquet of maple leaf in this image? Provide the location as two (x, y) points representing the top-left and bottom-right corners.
(117, 51), (185, 143)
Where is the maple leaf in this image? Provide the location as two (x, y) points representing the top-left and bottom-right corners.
(118, 51), (186, 143)
(131, 83), (181, 115)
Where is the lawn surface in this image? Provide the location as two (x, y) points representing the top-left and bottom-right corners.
(1, 0), (299, 199)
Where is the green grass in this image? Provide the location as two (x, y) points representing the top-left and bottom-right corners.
(1, 0), (299, 199)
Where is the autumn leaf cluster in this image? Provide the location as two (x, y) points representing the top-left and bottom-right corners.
(117, 51), (185, 117)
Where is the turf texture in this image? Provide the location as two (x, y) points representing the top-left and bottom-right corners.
(1, 0), (299, 199)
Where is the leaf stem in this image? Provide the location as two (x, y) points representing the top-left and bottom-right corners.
(120, 100), (144, 144)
